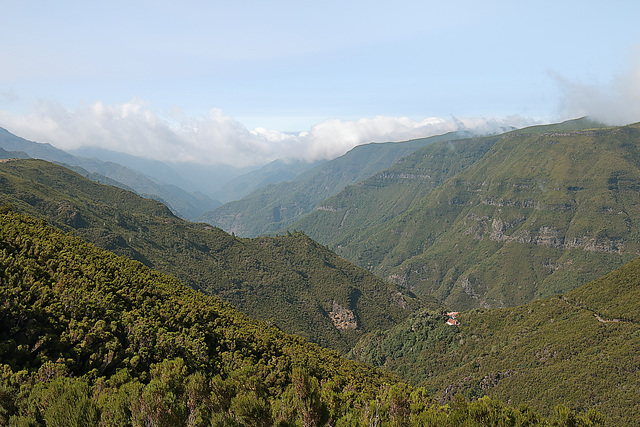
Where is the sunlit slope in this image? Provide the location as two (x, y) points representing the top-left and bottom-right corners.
(290, 135), (499, 267)
(349, 255), (640, 425)
(0, 159), (421, 352)
(294, 121), (640, 310)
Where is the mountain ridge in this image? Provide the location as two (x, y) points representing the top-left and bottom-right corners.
(0, 127), (221, 219)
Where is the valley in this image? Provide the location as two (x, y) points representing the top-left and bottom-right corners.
(1, 118), (639, 424)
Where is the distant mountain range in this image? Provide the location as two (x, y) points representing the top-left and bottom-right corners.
(0, 127), (223, 218)
(0, 127), (323, 219)
(198, 131), (474, 236)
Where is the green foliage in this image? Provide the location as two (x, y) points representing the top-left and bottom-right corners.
(350, 257), (640, 425)
(0, 158), (422, 353)
(289, 121), (640, 311)
(0, 210), (591, 425)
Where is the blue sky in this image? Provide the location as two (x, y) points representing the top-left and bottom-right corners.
(1, 0), (639, 166)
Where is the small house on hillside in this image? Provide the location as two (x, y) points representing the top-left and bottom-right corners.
(445, 311), (460, 326)
(446, 317), (460, 326)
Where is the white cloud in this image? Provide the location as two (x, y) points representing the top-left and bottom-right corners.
(554, 46), (640, 125)
(0, 99), (539, 167)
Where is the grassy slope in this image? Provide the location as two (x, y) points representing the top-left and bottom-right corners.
(289, 135), (500, 270)
(0, 159), (423, 353)
(291, 121), (640, 310)
(349, 256), (640, 425)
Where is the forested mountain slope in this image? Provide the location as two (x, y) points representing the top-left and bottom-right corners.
(349, 256), (640, 425)
(0, 159), (421, 353)
(199, 132), (467, 237)
(0, 210), (603, 426)
(293, 121), (640, 310)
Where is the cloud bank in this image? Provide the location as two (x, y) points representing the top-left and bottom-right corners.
(555, 46), (640, 125)
(0, 99), (538, 167)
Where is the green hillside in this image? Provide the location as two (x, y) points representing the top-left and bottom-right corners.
(199, 132), (466, 237)
(349, 256), (640, 425)
(0, 159), (421, 353)
(289, 135), (499, 268)
(291, 121), (640, 310)
(0, 210), (600, 426)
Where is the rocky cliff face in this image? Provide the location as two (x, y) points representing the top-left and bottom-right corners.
(329, 301), (358, 330)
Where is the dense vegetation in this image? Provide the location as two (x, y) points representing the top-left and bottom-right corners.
(199, 132), (466, 236)
(290, 121), (640, 310)
(349, 256), (640, 425)
(0, 159), (421, 353)
(0, 210), (604, 425)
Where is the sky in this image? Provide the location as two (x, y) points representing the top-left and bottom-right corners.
(1, 0), (640, 167)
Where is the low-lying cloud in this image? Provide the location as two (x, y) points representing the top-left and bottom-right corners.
(555, 46), (640, 125)
(0, 99), (538, 167)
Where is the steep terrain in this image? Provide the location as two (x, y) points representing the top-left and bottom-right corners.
(349, 256), (640, 425)
(0, 210), (596, 425)
(199, 132), (468, 236)
(291, 120), (640, 310)
(290, 135), (500, 266)
(0, 159), (422, 352)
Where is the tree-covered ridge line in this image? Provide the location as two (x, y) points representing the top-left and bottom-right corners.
(0, 210), (603, 425)
(349, 256), (640, 425)
(0, 158), (424, 353)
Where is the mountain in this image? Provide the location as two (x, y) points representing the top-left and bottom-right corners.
(0, 127), (221, 219)
(211, 158), (324, 203)
(0, 146), (30, 160)
(199, 132), (469, 237)
(0, 158), (422, 353)
(69, 145), (262, 203)
(289, 134), (500, 265)
(349, 255), (640, 425)
(0, 210), (594, 426)
(290, 119), (640, 310)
